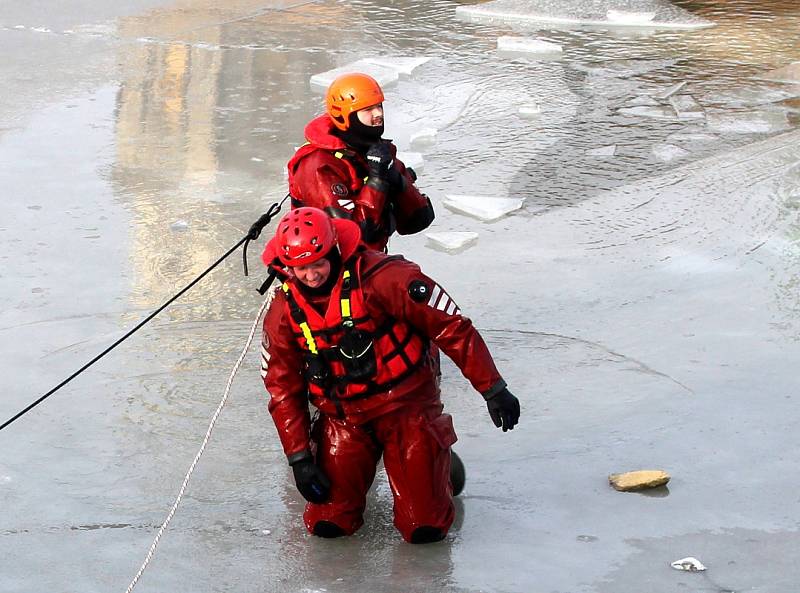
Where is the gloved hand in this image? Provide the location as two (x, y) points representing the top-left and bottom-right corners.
(485, 387), (520, 432)
(365, 142), (394, 182)
(291, 457), (331, 503)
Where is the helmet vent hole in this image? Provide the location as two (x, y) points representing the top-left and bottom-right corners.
(293, 227), (299, 236)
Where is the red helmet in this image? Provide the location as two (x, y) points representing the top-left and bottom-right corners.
(326, 73), (385, 132)
(270, 208), (336, 266)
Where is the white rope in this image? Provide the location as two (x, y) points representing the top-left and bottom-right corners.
(124, 287), (277, 593)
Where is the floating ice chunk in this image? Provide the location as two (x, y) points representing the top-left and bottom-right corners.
(396, 151), (424, 173)
(586, 144), (617, 157)
(261, 529), (271, 535)
(652, 144), (689, 162)
(518, 104), (541, 118)
(671, 557), (706, 572)
(251, 157), (264, 162)
(666, 131), (718, 146)
(758, 61), (800, 84)
(707, 110), (792, 134)
(626, 95), (660, 107)
(654, 81), (687, 100)
(410, 128), (438, 147)
(442, 195), (525, 222)
(618, 105), (675, 120)
(497, 36), (562, 55)
(455, 0), (714, 30)
(361, 57), (431, 76)
(706, 85), (800, 107)
(669, 94), (704, 119)
(425, 231), (479, 253)
(310, 60), (399, 94)
(606, 10), (655, 24)
(170, 220), (190, 232)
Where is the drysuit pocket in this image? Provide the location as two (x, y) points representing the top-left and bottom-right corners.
(427, 413), (458, 450)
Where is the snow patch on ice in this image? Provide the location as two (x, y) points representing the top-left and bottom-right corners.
(652, 144), (690, 162)
(442, 195), (525, 221)
(426, 231), (479, 253)
(455, 0), (714, 30)
(497, 36), (562, 55)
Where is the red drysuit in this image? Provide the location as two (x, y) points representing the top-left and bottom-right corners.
(261, 248), (505, 541)
(287, 115), (434, 251)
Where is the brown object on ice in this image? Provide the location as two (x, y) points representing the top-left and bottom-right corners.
(609, 470), (670, 492)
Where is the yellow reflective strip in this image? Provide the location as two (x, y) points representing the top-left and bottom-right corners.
(363, 176), (369, 183)
(343, 270), (351, 280)
(334, 151), (344, 159)
(282, 282), (289, 293)
(341, 299), (351, 319)
(299, 322), (318, 354)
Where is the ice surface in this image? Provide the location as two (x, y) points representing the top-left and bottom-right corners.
(706, 85), (800, 107)
(669, 94), (704, 119)
(586, 144), (617, 157)
(361, 57), (431, 76)
(518, 104), (542, 117)
(652, 143), (690, 162)
(606, 10), (655, 24)
(309, 61), (399, 94)
(455, 0), (714, 30)
(666, 131), (719, 146)
(442, 194), (525, 221)
(655, 81), (687, 100)
(497, 36), (563, 55)
(396, 151), (424, 173)
(707, 111), (792, 134)
(425, 231), (479, 253)
(409, 128), (438, 147)
(626, 95), (660, 107)
(170, 220), (189, 232)
(758, 62), (800, 84)
(618, 105), (675, 120)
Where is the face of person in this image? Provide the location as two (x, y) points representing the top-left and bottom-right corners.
(356, 103), (384, 127)
(292, 258), (332, 288)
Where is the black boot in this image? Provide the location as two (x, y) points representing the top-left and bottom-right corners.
(450, 449), (466, 497)
(313, 521), (346, 538)
(410, 526), (445, 544)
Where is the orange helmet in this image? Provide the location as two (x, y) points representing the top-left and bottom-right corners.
(325, 73), (385, 132)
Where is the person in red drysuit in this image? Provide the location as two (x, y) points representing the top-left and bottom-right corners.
(260, 207), (520, 543)
(287, 72), (434, 252)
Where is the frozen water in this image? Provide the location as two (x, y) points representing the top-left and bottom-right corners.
(652, 143), (690, 162)
(361, 57), (431, 76)
(409, 127), (438, 147)
(666, 131), (719, 146)
(625, 95), (660, 107)
(655, 81), (688, 100)
(618, 105), (676, 120)
(669, 94), (705, 119)
(425, 231), (479, 253)
(586, 144), (617, 157)
(518, 104), (542, 117)
(707, 110), (792, 134)
(396, 151), (424, 173)
(497, 36), (563, 55)
(606, 10), (656, 24)
(309, 61), (399, 94)
(758, 61), (800, 84)
(455, 0), (714, 30)
(170, 220), (189, 232)
(442, 194), (525, 221)
(705, 85), (800, 107)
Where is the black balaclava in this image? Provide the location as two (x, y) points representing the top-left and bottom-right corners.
(296, 246), (343, 297)
(338, 112), (384, 152)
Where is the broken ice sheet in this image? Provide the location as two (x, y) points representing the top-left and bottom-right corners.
(606, 10), (655, 24)
(618, 105), (676, 120)
(409, 128), (438, 148)
(706, 110), (792, 134)
(518, 104), (541, 118)
(652, 143), (690, 162)
(396, 151), (424, 173)
(442, 195), (525, 222)
(669, 94), (704, 119)
(758, 61), (800, 84)
(497, 36), (562, 55)
(310, 60), (399, 93)
(671, 557), (706, 572)
(425, 231), (479, 253)
(586, 144), (617, 157)
(654, 80), (687, 100)
(361, 57), (431, 76)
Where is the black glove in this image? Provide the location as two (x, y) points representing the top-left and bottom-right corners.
(485, 387), (520, 432)
(291, 457), (331, 503)
(365, 142), (394, 182)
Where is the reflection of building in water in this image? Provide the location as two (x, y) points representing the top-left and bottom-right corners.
(111, 1), (339, 318)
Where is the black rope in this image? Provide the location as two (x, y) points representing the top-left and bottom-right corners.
(0, 204), (285, 433)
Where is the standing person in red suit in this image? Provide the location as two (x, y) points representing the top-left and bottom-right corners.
(287, 73), (434, 252)
(260, 207), (520, 543)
